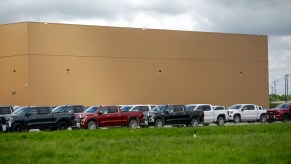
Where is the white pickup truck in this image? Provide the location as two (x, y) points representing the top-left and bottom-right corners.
(185, 104), (228, 126)
(227, 104), (267, 123)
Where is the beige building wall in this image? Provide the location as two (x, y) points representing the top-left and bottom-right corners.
(0, 23), (29, 106)
(0, 22), (269, 107)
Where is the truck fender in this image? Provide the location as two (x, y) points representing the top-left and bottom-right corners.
(128, 116), (139, 126)
(216, 114), (226, 122)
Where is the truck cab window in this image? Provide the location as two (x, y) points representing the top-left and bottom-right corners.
(167, 106), (175, 113)
(174, 106), (183, 112)
(27, 109), (37, 117)
(140, 106), (149, 112)
(108, 107), (118, 113)
(38, 108), (50, 115)
(65, 107), (74, 113)
(101, 107), (109, 114)
(203, 105), (211, 111)
(247, 105), (255, 110)
(75, 107), (83, 113)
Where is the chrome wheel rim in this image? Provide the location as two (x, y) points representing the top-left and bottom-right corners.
(88, 121), (96, 129)
(130, 120), (137, 128)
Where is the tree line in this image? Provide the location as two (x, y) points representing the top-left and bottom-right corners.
(269, 94), (291, 101)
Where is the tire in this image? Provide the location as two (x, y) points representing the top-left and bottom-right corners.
(217, 116), (225, 126)
(260, 115), (267, 123)
(128, 119), (138, 128)
(283, 115), (289, 122)
(190, 118), (199, 127)
(87, 120), (97, 130)
(154, 119), (164, 128)
(13, 123), (24, 132)
(233, 115), (240, 123)
(58, 121), (68, 130)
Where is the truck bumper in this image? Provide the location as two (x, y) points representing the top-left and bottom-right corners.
(1, 123), (12, 132)
(267, 115), (282, 122)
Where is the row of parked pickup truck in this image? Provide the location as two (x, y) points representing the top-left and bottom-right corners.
(0, 103), (290, 132)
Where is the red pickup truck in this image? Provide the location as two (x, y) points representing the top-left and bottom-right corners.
(74, 105), (144, 129)
(267, 103), (291, 122)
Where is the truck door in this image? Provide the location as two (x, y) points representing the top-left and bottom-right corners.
(36, 107), (52, 129)
(164, 106), (187, 124)
(107, 106), (122, 126)
(26, 108), (38, 129)
(164, 106), (175, 124)
(173, 106), (188, 124)
(241, 105), (256, 121)
(97, 107), (110, 126)
(202, 105), (213, 123)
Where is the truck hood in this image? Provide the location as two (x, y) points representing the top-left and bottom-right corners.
(5, 114), (24, 121)
(227, 109), (238, 111)
(267, 109), (282, 114)
(75, 113), (95, 118)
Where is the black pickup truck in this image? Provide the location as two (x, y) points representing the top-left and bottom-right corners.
(2, 106), (74, 132)
(141, 105), (204, 128)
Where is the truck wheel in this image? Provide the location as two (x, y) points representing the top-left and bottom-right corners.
(190, 118), (199, 127)
(88, 121), (97, 130)
(128, 119), (138, 128)
(217, 116), (225, 126)
(283, 115), (289, 122)
(260, 115), (267, 123)
(233, 115), (240, 123)
(13, 123), (23, 132)
(58, 121), (68, 130)
(154, 119), (164, 128)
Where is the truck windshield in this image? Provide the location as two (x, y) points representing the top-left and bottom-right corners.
(84, 106), (99, 113)
(275, 104), (289, 109)
(185, 106), (196, 111)
(229, 105), (242, 110)
(12, 107), (29, 115)
(52, 106), (66, 113)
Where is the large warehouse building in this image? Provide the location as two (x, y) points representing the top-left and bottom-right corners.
(0, 22), (268, 107)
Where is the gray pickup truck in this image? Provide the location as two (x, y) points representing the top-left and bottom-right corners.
(2, 106), (75, 132)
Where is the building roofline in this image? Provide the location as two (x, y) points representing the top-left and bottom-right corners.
(0, 21), (268, 37)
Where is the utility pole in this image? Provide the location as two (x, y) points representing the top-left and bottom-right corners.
(271, 86), (274, 95)
(285, 74), (290, 102)
(273, 80), (278, 95)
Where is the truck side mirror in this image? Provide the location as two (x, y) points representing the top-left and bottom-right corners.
(98, 111), (103, 115)
(241, 109), (244, 111)
(164, 110), (169, 114)
(26, 113), (31, 117)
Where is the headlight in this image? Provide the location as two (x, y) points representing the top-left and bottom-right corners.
(229, 111), (234, 114)
(83, 116), (87, 121)
(79, 115), (85, 119)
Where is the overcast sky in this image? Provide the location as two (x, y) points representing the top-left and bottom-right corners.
(0, 0), (290, 94)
